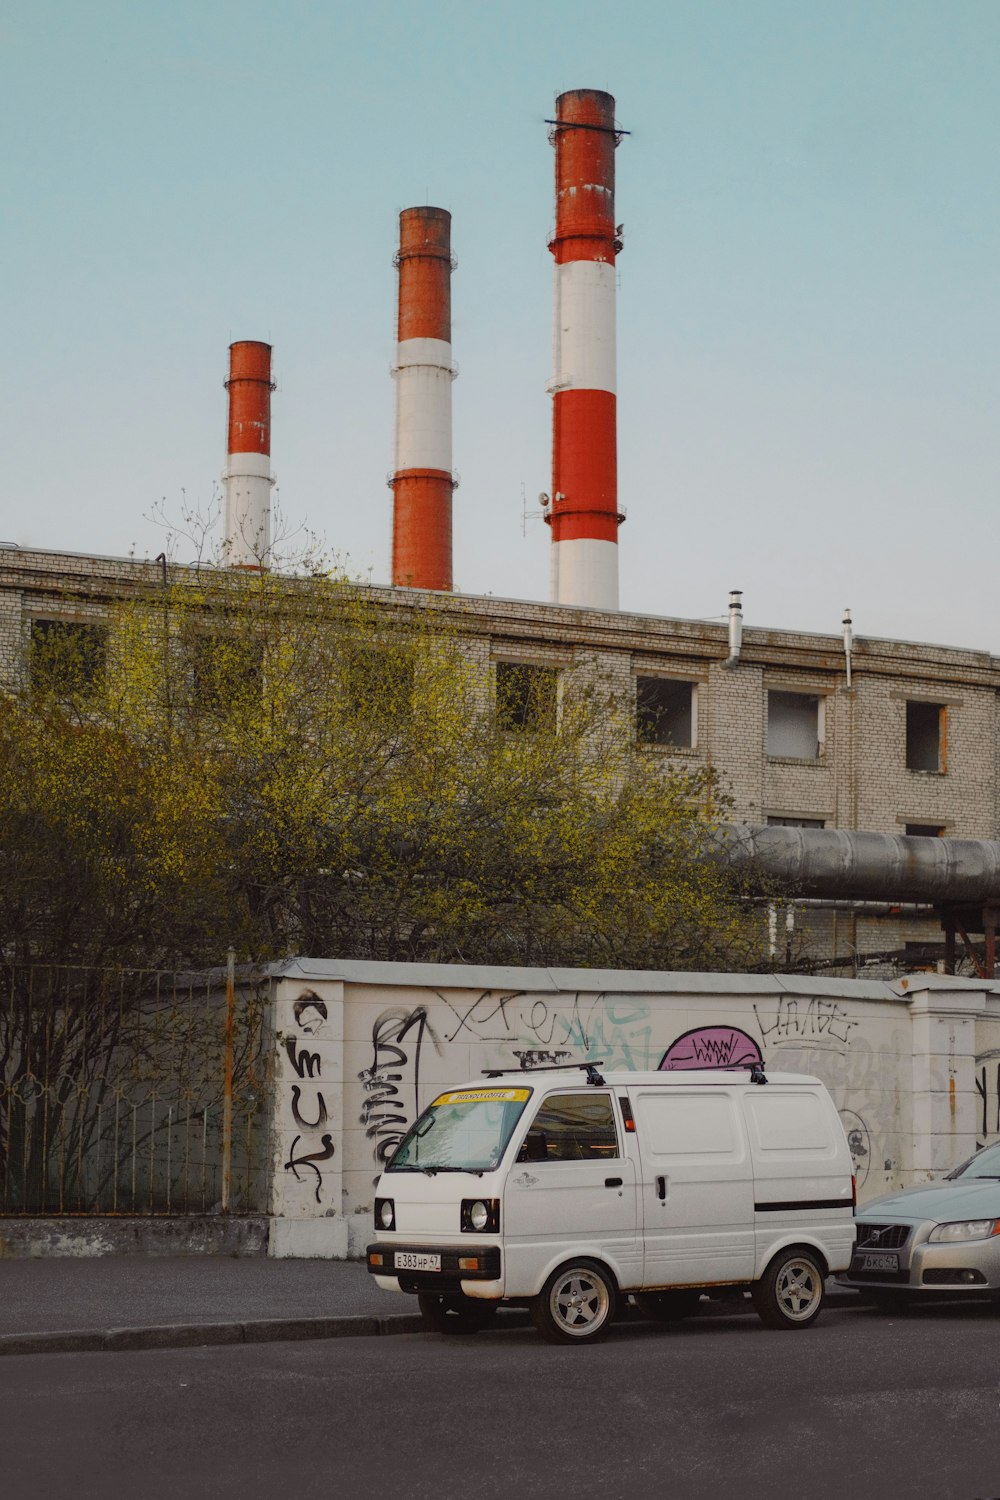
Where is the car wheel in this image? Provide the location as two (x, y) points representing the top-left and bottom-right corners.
(751, 1247), (825, 1330)
(634, 1289), (702, 1323)
(531, 1260), (617, 1345)
(417, 1292), (498, 1335)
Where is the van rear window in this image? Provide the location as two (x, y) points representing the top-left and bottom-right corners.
(745, 1092), (831, 1152)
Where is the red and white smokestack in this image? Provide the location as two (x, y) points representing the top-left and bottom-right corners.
(223, 340), (275, 568)
(390, 207), (456, 591)
(546, 89), (625, 610)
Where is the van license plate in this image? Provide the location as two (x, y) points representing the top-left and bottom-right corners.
(854, 1252), (899, 1273)
(395, 1252), (441, 1272)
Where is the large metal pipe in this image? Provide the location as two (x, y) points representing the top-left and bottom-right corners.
(390, 207), (456, 591)
(546, 89), (625, 610)
(717, 824), (1000, 905)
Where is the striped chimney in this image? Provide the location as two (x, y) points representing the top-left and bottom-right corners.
(390, 206), (457, 590)
(223, 340), (275, 568)
(546, 89), (625, 610)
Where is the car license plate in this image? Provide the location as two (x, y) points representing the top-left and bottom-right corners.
(854, 1251), (899, 1273)
(394, 1252), (441, 1272)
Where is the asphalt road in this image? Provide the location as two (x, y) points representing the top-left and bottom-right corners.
(2, 1299), (999, 1500)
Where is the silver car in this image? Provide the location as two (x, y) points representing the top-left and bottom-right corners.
(840, 1141), (1000, 1306)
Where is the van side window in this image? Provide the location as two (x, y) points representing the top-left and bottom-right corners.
(517, 1092), (619, 1162)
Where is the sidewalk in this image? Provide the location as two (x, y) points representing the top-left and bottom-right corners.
(0, 1256), (860, 1358)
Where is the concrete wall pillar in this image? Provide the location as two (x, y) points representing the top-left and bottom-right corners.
(268, 979), (346, 1258)
(906, 982), (989, 1180)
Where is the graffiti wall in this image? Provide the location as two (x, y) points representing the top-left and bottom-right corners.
(267, 965), (1000, 1257)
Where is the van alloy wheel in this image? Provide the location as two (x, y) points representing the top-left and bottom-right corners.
(751, 1248), (825, 1330)
(532, 1260), (616, 1345)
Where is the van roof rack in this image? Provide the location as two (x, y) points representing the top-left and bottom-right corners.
(482, 1060), (607, 1087)
(747, 1062), (768, 1085)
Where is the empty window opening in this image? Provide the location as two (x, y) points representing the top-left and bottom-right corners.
(340, 648), (415, 720)
(767, 691), (822, 759)
(496, 662), (558, 733)
(906, 702), (946, 773)
(191, 632), (264, 710)
(904, 823), (945, 838)
(636, 677), (695, 747)
(29, 618), (107, 697)
(766, 816), (826, 828)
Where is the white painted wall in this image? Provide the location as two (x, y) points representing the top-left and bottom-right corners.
(266, 962), (1000, 1258)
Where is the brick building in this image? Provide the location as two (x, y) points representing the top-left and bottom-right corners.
(4, 543), (997, 973)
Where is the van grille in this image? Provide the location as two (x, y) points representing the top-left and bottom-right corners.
(855, 1222), (910, 1250)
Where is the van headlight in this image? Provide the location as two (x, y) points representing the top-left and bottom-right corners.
(461, 1198), (499, 1233)
(375, 1197), (395, 1231)
(927, 1218), (1000, 1243)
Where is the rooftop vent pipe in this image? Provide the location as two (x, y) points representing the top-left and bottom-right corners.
(546, 89), (626, 611)
(724, 590), (743, 667)
(843, 608), (853, 687)
(390, 207), (456, 591)
(223, 341), (275, 568)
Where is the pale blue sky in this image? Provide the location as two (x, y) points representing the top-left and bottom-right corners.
(4, 1), (998, 648)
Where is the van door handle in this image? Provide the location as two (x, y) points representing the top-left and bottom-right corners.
(604, 1177), (623, 1188)
(656, 1176), (666, 1201)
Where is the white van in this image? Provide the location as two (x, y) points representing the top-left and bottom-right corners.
(366, 1062), (856, 1343)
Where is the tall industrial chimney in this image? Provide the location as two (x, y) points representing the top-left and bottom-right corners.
(546, 89), (625, 610)
(223, 340), (274, 568)
(390, 207), (456, 590)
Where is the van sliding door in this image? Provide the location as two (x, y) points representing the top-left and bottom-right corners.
(633, 1089), (755, 1288)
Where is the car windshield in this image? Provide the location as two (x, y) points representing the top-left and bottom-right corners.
(386, 1087), (532, 1174)
(945, 1141), (1000, 1180)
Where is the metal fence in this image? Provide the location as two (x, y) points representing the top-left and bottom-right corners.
(0, 963), (271, 1215)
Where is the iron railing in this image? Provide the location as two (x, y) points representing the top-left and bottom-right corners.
(0, 963), (271, 1215)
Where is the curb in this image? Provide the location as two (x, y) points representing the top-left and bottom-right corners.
(0, 1312), (426, 1359)
(0, 1288), (861, 1359)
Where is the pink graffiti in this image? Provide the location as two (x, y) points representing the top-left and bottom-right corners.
(659, 1026), (762, 1072)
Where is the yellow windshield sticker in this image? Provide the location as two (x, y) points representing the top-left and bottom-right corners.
(433, 1088), (531, 1106)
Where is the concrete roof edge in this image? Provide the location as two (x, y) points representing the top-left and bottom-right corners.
(266, 958), (953, 1002)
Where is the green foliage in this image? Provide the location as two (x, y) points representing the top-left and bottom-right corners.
(3, 567), (771, 973)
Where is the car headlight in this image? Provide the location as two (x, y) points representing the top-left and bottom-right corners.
(461, 1198), (500, 1233)
(927, 1218), (1000, 1243)
(375, 1197), (395, 1231)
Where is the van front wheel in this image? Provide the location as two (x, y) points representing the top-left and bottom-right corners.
(532, 1260), (617, 1345)
(751, 1248), (825, 1330)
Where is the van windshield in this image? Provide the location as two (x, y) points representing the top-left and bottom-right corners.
(387, 1087), (532, 1174)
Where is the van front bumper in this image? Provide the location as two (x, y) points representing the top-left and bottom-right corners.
(366, 1242), (501, 1292)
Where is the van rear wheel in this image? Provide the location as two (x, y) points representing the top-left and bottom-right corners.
(417, 1292), (498, 1335)
(531, 1260), (616, 1345)
(751, 1248), (825, 1330)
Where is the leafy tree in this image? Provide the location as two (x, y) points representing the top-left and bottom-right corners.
(10, 561), (765, 973)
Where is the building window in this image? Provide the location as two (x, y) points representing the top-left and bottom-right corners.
(767, 691), (822, 759)
(906, 702), (946, 772)
(904, 823), (945, 837)
(190, 632), (264, 710)
(340, 647), (414, 721)
(29, 618), (107, 697)
(636, 677), (695, 747)
(495, 662), (558, 733)
(766, 816), (826, 828)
